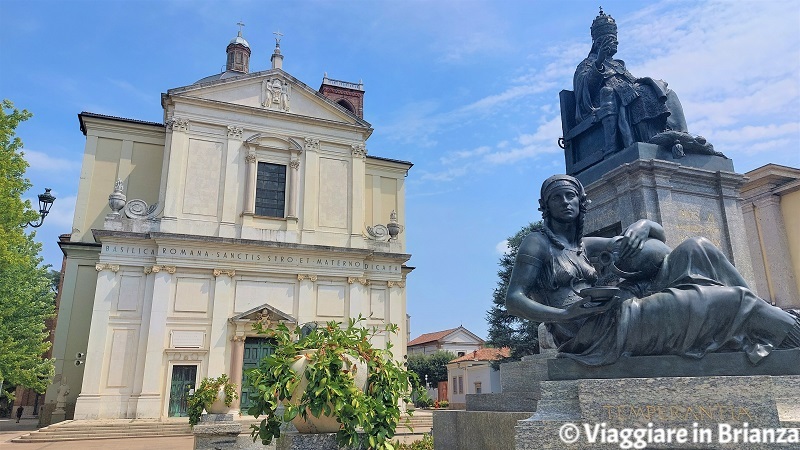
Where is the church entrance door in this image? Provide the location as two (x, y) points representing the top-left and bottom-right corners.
(240, 337), (274, 411)
(168, 365), (197, 417)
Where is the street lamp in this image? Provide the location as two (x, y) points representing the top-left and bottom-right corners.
(25, 188), (56, 228)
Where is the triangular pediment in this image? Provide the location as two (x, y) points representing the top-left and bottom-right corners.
(167, 69), (369, 127)
(230, 303), (296, 324)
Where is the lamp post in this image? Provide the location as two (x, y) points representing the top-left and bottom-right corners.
(25, 188), (56, 228)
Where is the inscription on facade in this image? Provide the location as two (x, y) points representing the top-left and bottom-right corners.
(102, 244), (402, 274)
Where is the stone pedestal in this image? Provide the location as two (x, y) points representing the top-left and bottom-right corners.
(275, 433), (345, 450)
(193, 413), (276, 450)
(578, 143), (754, 286)
(50, 409), (66, 424)
(515, 375), (800, 450)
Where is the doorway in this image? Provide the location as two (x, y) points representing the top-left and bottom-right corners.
(240, 337), (274, 411)
(168, 365), (197, 417)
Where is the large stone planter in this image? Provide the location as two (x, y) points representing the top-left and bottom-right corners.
(207, 386), (232, 414)
(288, 350), (368, 433)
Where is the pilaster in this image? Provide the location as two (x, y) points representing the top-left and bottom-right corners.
(208, 269), (235, 375)
(161, 118), (190, 232)
(228, 335), (246, 415)
(73, 266), (118, 419)
(221, 126), (244, 237)
(752, 195), (800, 306)
(244, 152), (257, 215)
(136, 268), (174, 418)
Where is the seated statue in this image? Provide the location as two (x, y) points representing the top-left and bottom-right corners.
(570, 8), (715, 157)
(505, 174), (800, 366)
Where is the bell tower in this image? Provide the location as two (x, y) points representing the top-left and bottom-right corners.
(226, 22), (251, 73)
(319, 73), (365, 119)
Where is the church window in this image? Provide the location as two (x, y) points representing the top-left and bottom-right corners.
(255, 162), (287, 218)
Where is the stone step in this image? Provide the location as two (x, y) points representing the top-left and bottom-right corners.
(12, 419), (192, 443)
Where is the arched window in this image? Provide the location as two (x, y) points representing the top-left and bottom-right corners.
(337, 99), (355, 114)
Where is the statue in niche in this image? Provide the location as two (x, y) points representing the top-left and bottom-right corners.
(505, 175), (800, 366)
(569, 8), (718, 157)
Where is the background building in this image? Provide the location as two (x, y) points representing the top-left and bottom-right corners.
(445, 347), (509, 410)
(41, 33), (412, 424)
(407, 326), (485, 357)
(740, 163), (800, 309)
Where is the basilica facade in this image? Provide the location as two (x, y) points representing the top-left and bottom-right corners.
(42, 32), (412, 424)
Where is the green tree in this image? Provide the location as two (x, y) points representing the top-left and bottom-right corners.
(485, 222), (542, 368)
(0, 99), (55, 400)
(406, 350), (456, 388)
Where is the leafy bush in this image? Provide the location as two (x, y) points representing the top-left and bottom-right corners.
(246, 316), (417, 450)
(394, 434), (434, 450)
(438, 400), (449, 408)
(187, 374), (238, 426)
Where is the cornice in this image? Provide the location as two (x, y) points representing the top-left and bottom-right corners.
(166, 94), (373, 138)
(91, 229), (411, 263)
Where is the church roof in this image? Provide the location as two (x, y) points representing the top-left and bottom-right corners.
(449, 347), (510, 363)
(78, 112), (164, 136)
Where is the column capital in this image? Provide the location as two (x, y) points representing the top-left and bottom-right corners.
(304, 137), (320, 152)
(227, 125), (244, 140)
(95, 263), (120, 273)
(348, 277), (370, 286)
(165, 117), (189, 132)
(213, 268), (236, 278)
(297, 274), (317, 282)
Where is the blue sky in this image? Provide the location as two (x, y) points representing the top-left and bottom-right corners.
(2, 0), (799, 342)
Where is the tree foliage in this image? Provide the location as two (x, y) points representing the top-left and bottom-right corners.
(485, 222), (543, 368)
(406, 350), (456, 387)
(0, 99), (55, 399)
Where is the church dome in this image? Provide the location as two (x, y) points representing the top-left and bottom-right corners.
(229, 34), (250, 49)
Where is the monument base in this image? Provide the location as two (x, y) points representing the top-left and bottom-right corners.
(580, 145), (755, 286)
(192, 413), (276, 450)
(515, 375), (799, 449)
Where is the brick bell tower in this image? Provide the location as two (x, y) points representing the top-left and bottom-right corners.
(319, 73), (365, 119)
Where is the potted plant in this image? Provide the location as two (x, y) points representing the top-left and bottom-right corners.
(187, 373), (239, 426)
(245, 315), (418, 450)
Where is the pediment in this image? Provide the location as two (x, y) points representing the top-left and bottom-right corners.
(168, 69), (368, 126)
(230, 303), (296, 325)
(244, 133), (303, 152)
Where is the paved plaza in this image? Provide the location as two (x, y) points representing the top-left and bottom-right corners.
(0, 419), (193, 450)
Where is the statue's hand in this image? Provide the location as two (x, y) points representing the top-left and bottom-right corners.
(563, 296), (617, 321)
(619, 221), (650, 259)
(596, 47), (607, 69)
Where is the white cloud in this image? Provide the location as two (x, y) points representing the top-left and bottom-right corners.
(495, 240), (510, 255)
(22, 149), (81, 173)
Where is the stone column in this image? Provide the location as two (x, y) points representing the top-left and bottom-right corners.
(136, 266), (175, 418)
(228, 335), (246, 415)
(287, 158), (300, 219)
(208, 270), (234, 376)
(297, 275), (316, 325)
(751, 195), (800, 307)
(221, 126), (244, 237)
(348, 277), (368, 319)
(73, 264), (119, 419)
(162, 118), (189, 233)
(741, 202), (771, 299)
(244, 152), (257, 215)
(350, 144), (367, 241)
(301, 138), (320, 236)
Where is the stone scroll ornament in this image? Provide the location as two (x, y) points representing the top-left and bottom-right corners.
(504, 174), (800, 367)
(107, 179), (163, 220)
(566, 8), (725, 158)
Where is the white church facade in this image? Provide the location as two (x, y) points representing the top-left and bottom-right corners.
(42, 32), (412, 424)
